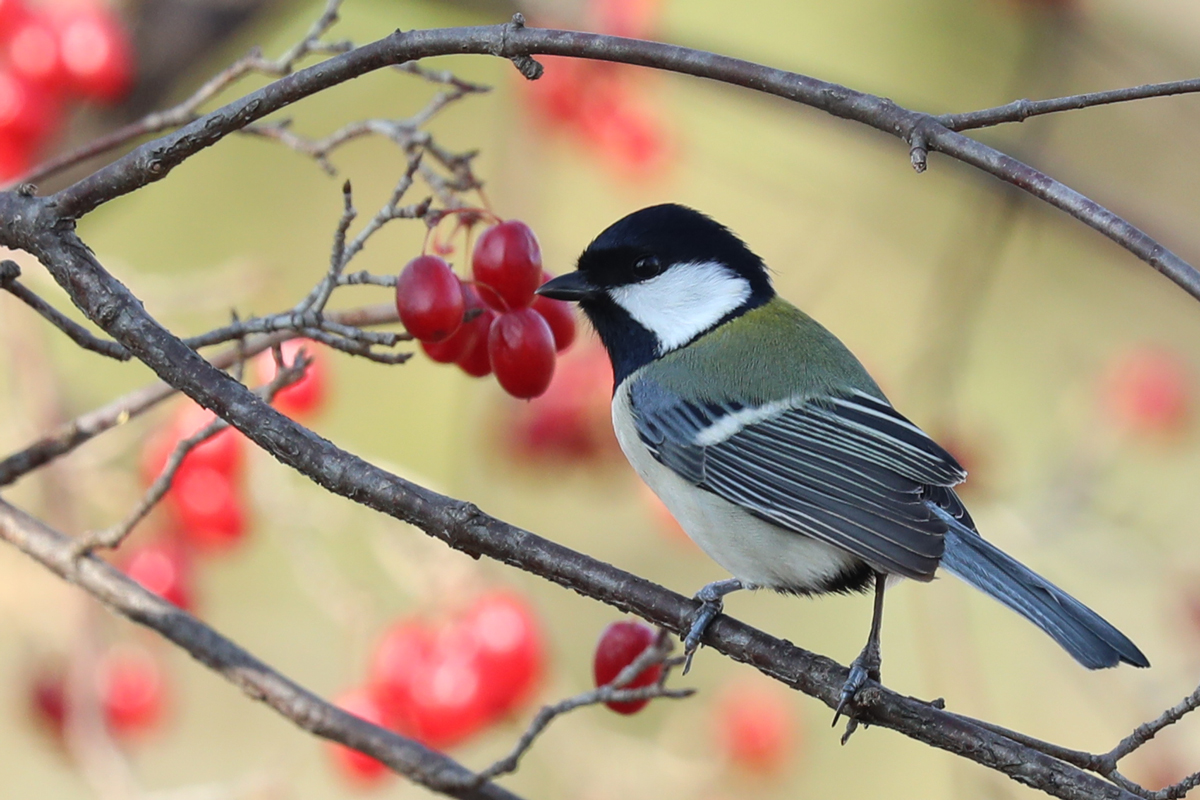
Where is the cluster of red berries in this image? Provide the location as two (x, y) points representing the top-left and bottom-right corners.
(397, 218), (576, 399)
(328, 590), (546, 786)
(0, 0), (133, 179)
(30, 644), (166, 744)
(593, 619), (799, 774)
(524, 0), (671, 179)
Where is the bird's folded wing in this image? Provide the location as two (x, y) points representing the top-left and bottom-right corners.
(630, 382), (968, 580)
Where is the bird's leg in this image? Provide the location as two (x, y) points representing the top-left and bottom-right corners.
(682, 578), (744, 674)
(834, 572), (887, 726)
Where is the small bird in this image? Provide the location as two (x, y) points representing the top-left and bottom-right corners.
(537, 204), (1148, 717)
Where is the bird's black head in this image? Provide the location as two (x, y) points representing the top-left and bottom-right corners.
(538, 204), (774, 385)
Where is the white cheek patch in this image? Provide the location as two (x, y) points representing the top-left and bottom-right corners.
(608, 261), (751, 354)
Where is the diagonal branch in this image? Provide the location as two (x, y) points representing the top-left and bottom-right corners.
(45, 23), (1200, 301)
(0, 498), (524, 800)
(12, 220), (1143, 800)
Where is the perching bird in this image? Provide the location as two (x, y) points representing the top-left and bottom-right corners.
(537, 203), (1148, 716)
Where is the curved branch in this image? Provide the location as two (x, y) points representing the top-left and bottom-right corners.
(46, 24), (1200, 301)
(0, 498), (523, 800)
(8, 204), (1141, 800)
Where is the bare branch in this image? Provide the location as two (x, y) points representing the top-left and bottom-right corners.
(0, 260), (130, 360)
(938, 76), (1200, 132)
(0, 498), (524, 800)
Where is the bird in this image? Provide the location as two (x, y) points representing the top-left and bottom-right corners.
(536, 203), (1149, 719)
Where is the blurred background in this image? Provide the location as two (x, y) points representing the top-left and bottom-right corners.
(3, 0), (1200, 797)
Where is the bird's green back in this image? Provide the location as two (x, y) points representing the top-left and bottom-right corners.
(645, 297), (885, 405)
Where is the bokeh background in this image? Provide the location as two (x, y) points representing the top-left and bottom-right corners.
(4, 0), (1200, 797)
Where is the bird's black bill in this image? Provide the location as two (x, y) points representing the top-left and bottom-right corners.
(536, 271), (597, 302)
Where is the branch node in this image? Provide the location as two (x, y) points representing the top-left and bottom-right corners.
(510, 55), (544, 81)
(0, 259), (19, 282)
(16, 182), (36, 196)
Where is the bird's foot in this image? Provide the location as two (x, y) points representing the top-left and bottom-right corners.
(682, 578), (744, 675)
(832, 640), (882, 729)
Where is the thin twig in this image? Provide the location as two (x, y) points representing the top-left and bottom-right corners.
(69, 353), (312, 558)
(938, 76), (1200, 132)
(0, 260), (130, 360)
(458, 629), (691, 789)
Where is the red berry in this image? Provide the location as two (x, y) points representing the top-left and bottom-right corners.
(52, 5), (133, 103)
(489, 308), (556, 399)
(327, 689), (392, 787)
(28, 664), (67, 738)
(99, 645), (165, 737)
(367, 620), (434, 732)
(471, 221), (543, 310)
(406, 627), (491, 749)
(455, 306), (497, 378)
(255, 339), (328, 419)
(396, 255), (465, 342)
(170, 466), (247, 553)
(122, 540), (194, 611)
(534, 272), (577, 352)
(1104, 346), (1191, 436)
(462, 591), (545, 717)
(593, 620), (662, 714)
(713, 680), (796, 774)
(0, 134), (32, 181)
(0, 67), (58, 143)
(7, 13), (63, 90)
(0, 0), (28, 39)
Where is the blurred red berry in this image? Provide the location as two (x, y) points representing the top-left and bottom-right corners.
(99, 645), (165, 737)
(593, 620), (662, 714)
(122, 540), (194, 611)
(579, 86), (671, 177)
(28, 664), (67, 738)
(327, 689), (392, 787)
(367, 620), (434, 732)
(507, 345), (616, 461)
(472, 221), (543, 311)
(406, 627), (491, 749)
(255, 339), (328, 419)
(170, 466), (247, 552)
(0, 67), (57, 143)
(526, 56), (591, 125)
(0, 0), (28, 39)
(52, 5), (133, 103)
(0, 134), (32, 181)
(489, 308), (556, 399)
(1104, 346), (1191, 437)
(456, 307), (496, 378)
(7, 13), (63, 89)
(462, 591), (545, 717)
(713, 680), (796, 774)
(396, 255), (465, 342)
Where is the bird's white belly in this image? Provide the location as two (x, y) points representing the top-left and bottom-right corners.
(612, 388), (861, 592)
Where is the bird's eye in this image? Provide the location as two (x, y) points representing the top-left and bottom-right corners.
(632, 256), (663, 281)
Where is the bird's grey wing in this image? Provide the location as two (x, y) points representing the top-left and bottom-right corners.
(629, 381), (967, 580)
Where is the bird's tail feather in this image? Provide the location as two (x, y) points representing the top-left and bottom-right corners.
(934, 509), (1148, 669)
